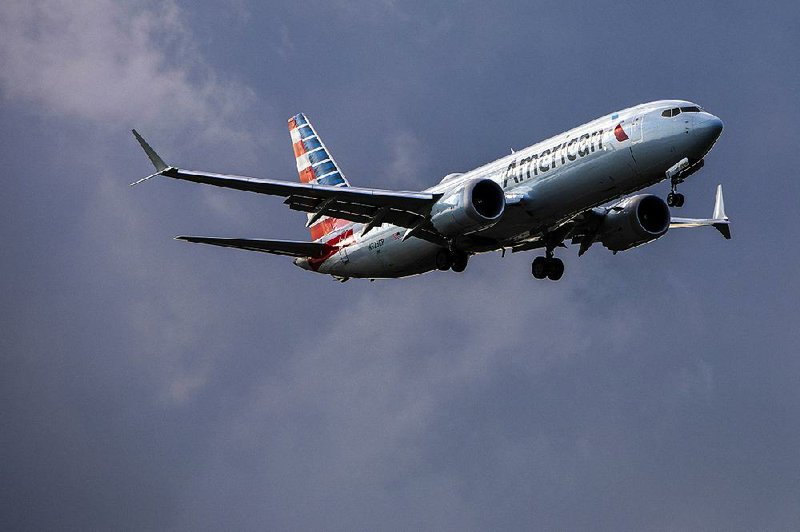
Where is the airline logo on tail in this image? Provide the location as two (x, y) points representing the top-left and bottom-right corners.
(288, 113), (351, 240)
(288, 114), (349, 187)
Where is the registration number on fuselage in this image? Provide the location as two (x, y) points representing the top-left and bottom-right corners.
(368, 238), (385, 251)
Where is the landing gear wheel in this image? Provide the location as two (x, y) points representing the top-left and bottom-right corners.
(546, 258), (564, 281)
(532, 256), (565, 280)
(668, 182), (685, 207)
(435, 249), (452, 271)
(451, 252), (469, 273)
(532, 256), (548, 279)
(667, 192), (685, 207)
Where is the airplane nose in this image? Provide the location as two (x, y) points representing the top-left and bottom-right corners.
(706, 115), (724, 137)
(694, 114), (724, 147)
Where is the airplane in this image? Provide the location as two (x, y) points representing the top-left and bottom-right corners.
(132, 99), (729, 281)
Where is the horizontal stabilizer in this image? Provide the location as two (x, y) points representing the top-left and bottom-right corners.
(175, 236), (329, 258)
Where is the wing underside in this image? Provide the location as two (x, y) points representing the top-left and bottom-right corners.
(131, 129), (446, 245)
(176, 236), (329, 258)
(162, 168), (446, 244)
(511, 185), (731, 254)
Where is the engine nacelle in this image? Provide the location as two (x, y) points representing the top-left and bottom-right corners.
(599, 194), (671, 252)
(430, 178), (505, 236)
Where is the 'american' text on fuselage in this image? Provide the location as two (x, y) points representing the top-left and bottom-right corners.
(503, 128), (606, 188)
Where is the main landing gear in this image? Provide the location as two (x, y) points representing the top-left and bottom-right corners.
(531, 249), (564, 281)
(436, 249), (469, 273)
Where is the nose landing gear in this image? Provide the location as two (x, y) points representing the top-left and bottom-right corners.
(667, 166), (686, 207)
(665, 157), (705, 208)
(667, 189), (685, 207)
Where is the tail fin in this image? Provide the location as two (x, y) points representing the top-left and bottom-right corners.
(288, 113), (350, 187)
(288, 113), (351, 240)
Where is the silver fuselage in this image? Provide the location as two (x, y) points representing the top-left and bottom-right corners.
(295, 100), (723, 278)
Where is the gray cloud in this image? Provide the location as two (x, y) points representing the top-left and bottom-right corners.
(2, 1), (800, 531)
(0, 1), (254, 136)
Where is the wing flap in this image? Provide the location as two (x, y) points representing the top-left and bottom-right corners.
(132, 130), (447, 243)
(284, 194), (427, 228)
(176, 236), (330, 257)
(162, 166), (444, 240)
(163, 168), (439, 212)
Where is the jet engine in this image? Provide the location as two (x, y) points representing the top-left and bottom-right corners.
(599, 194), (671, 252)
(430, 178), (505, 236)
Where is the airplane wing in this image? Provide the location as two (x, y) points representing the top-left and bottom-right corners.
(132, 130), (445, 244)
(175, 236), (329, 257)
(511, 184), (731, 255)
(669, 184), (731, 239)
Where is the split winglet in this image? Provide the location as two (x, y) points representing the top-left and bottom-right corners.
(669, 184), (731, 239)
(711, 184), (731, 239)
(712, 184), (727, 221)
(130, 129), (172, 186)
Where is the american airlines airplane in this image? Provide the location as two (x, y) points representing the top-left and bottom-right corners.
(132, 100), (729, 281)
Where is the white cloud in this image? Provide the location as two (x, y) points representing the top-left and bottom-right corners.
(201, 266), (643, 506)
(380, 130), (430, 188)
(0, 0), (275, 406)
(0, 0), (256, 143)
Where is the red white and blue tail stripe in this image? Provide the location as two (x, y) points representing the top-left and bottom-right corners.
(288, 113), (351, 240)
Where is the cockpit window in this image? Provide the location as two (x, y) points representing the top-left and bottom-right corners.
(661, 105), (704, 118)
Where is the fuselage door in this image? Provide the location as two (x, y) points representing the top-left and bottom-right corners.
(628, 114), (644, 144)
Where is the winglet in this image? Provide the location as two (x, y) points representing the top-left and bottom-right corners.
(712, 184), (727, 221)
(712, 185), (731, 239)
(129, 171), (164, 187)
(131, 129), (170, 186)
(132, 129), (167, 171)
(668, 184), (731, 239)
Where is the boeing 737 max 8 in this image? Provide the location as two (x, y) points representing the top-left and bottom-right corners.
(132, 100), (729, 281)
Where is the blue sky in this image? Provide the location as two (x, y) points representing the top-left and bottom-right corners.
(2, 1), (799, 530)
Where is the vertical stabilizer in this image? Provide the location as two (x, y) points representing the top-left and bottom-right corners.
(288, 114), (350, 187)
(288, 114), (351, 240)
